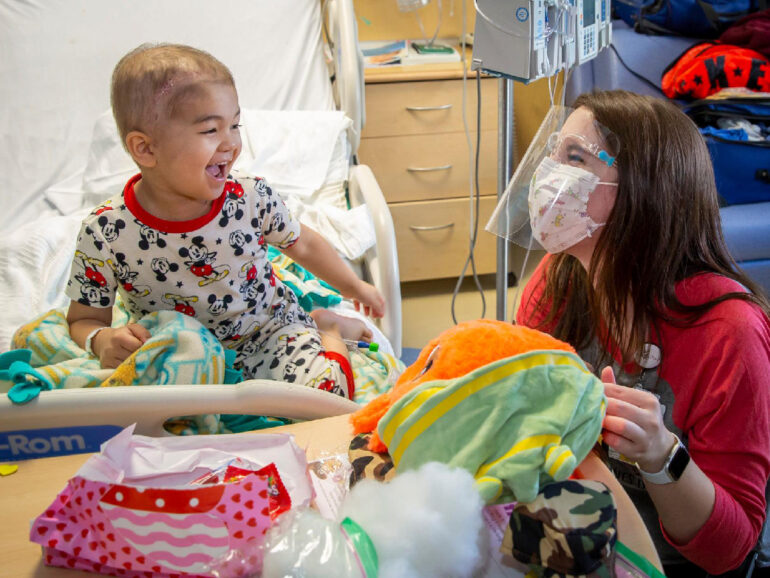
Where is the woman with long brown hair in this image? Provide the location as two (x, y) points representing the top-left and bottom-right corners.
(516, 90), (770, 577)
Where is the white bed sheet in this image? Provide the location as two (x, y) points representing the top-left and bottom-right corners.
(0, 209), (84, 352)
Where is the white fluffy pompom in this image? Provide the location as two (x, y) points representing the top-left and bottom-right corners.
(339, 462), (487, 578)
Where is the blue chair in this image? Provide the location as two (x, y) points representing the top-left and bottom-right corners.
(720, 202), (770, 295)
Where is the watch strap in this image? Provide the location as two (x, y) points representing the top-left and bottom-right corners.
(638, 434), (688, 485)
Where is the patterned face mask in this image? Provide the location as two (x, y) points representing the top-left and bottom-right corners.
(528, 157), (617, 254)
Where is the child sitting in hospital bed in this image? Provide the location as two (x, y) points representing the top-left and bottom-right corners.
(64, 43), (384, 400)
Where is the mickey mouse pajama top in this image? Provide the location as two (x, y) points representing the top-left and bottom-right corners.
(66, 174), (354, 399)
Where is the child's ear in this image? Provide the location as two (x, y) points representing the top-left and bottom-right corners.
(125, 131), (156, 168)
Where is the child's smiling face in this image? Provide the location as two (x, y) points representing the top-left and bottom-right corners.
(143, 80), (242, 215)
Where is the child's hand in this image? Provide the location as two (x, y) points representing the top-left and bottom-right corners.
(93, 324), (151, 369)
(352, 281), (385, 318)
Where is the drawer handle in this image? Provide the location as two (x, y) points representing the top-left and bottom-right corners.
(407, 164), (453, 173)
(409, 222), (455, 231)
(405, 104), (453, 112)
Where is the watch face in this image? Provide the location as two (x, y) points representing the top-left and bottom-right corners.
(668, 445), (690, 481)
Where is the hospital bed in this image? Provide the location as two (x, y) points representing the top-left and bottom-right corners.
(0, 0), (402, 439)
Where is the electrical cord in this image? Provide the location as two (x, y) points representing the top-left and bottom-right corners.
(413, 0), (442, 47)
(609, 44), (664, 95)
(451, 0), (482, 324)
(451, 66), (487, 325)
(430, 0), (443, 46)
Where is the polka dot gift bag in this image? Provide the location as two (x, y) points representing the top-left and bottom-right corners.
(29, 425), (313, 577)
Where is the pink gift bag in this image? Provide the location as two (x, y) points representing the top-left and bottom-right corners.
(29, 426), (314, 577)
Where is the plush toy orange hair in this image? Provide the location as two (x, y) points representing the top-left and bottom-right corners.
(350, 319), (576, 452)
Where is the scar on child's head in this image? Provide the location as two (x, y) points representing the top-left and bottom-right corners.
(157, 78), (175, 98)
(154, 76), (200, 120)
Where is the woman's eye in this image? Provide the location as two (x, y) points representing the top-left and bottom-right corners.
(200, 128), (217, 135)
(231, 123), (242, 130)
(567, 153), (585, 164)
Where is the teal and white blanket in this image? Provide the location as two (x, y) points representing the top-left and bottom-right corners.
(3, 252), (403, 435)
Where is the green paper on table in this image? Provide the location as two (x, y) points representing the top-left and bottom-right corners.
(412, 42), (455, 54)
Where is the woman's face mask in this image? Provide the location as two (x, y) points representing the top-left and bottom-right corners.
(528, 157), (618, 254)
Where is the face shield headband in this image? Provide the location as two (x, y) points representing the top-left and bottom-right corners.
(485, 105), (621, 253)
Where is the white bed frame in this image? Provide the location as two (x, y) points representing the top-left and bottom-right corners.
(325, 0), (402, 357)
(0, 0), (401, 443)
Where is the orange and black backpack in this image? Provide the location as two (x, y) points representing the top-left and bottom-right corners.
(662, 41), (770, 99)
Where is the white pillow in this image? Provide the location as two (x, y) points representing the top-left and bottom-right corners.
(80, 110), (137, 209)
(236, 109), (352, 201)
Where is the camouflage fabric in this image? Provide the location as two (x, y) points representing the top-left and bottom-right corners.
(348, 432), (396, 487)
(501, 479), (618, 577)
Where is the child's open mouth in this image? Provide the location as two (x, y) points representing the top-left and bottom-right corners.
(206, 162), (227, 180)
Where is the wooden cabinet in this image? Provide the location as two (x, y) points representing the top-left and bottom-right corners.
(388, 196), (500, 282)
(359, 74), (499, 282)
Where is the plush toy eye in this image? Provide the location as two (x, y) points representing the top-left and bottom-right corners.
(415, 344), (441, 379)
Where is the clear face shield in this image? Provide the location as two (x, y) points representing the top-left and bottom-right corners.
(486, 106), (621, 254)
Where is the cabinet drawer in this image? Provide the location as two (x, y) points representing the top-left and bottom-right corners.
(359, 130), (498, 203)
(364, 78), (498, 138)
(391, 196), (500, 282)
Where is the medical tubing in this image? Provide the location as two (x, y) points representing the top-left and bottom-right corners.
(315, 328), (379, 353)
(429, 0), (443, 46)
(609, 44), (663, 95)
(343, 339), (379, 352)
(451, 0), (477, 324)
(451, 68), (487, 325)
(412, 0), (443, 46)
(470, 69), (486, 309)
(414, 9), (428, 40)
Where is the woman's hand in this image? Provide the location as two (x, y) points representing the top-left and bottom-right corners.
(600, 367), (676, 473)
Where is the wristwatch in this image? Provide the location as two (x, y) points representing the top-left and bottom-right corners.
(638, 434), (690, 484)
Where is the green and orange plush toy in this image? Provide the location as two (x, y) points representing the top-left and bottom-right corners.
(350, 319), (606, 504)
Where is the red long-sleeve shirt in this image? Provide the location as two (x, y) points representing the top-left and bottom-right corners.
(518, 256), (770, 573)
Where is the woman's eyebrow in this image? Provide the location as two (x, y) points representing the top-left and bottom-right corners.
(564, 142), (588, 156)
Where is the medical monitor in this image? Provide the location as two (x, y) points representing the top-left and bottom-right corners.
(471, 0), (612, 82)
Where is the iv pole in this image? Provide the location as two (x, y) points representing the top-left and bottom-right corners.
(496, 78), (515, 321)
